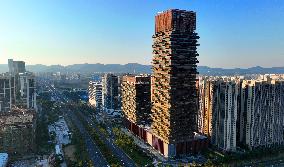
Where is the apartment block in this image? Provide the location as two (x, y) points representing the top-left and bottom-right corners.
(198, 78), (213, 136)
(199, 78), (239, 151)
(121, 75), (151, 126)
(88, 81), (103, 109)
(0, 108), (36, 155)
(240, 79), (284, 149)
(211, 79), (239, 151)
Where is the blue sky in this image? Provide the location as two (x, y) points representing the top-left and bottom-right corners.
(0, 0), (283, 68)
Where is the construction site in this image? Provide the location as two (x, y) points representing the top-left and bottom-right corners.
(0, 108), (36, 155)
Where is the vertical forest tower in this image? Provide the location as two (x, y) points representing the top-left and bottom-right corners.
(151, 9), (200, 152)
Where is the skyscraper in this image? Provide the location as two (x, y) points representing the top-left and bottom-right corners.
(151, 9), (201, 156)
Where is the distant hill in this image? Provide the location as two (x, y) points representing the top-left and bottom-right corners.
(1, 63), (284, 75)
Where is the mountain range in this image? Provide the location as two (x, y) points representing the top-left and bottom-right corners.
(1, 63), (284, 75)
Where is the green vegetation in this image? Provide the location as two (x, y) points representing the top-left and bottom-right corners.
(75, 111), (122, 167)
(202, 146), (284, 167)
(89, 128), (122, 166)
(65, 115), (93, 167)
(36, 97), (56, 154)
(35, 112), (54, 154)
(112, 127), (153, 166)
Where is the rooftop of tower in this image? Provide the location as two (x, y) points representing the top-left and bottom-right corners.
(155, 9), (197, 33)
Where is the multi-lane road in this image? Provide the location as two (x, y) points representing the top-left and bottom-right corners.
(40, 80), (109, 166)
(77, 111), (137, 167)
(41, 79), (136, 167)
(67, 109), (109, 167)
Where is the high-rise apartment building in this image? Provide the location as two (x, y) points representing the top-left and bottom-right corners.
(199, 78), (239, 151)
(8, 59), (26, 75)
(198, 78), (214, 136)
(6, 59), (37, 110)
(199, 76), (284, 152)
(0, 74), (16, 112)
(121, 75), (151, 126)
(19, 73), (37, 109)
(88, 81), (103, 109)
(240, 79), (284, 149)
(211, 79), (239, 151)
(151, 9), (204, 156)
(102, 74), (120, 111)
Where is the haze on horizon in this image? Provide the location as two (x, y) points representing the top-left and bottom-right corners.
(0, 0), (283, 68)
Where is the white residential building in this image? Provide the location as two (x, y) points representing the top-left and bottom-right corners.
(240, 79), (284, 149)
(88, 81), (103, 109)
(210, 79), (239, 151)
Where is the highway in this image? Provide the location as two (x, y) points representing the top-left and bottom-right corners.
(67, 110), (109, 167)
(40, 79), (109, 167)
(76, 111), (137, 167)
(39, 78), (137, 167)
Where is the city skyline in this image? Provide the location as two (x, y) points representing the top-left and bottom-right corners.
(0, 0), (283, 68)
(1, 4), (284, 166)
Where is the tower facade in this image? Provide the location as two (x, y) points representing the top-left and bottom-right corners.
(121, 75), (151, 126)
(198, 78), (214, 136)
(211, 80), (239, 151)
(240, 80), (284, 149)
(102, 74), (120, 111)
(151, 9), (199, 145)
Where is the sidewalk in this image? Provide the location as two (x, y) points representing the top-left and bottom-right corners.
(120, 128), (167, 162)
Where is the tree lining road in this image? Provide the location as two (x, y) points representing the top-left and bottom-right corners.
(76, 111), (137, 167)
(42, 80), (109, 167)
(41, 80), (136, 167)
(66, 109), (109, 167)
